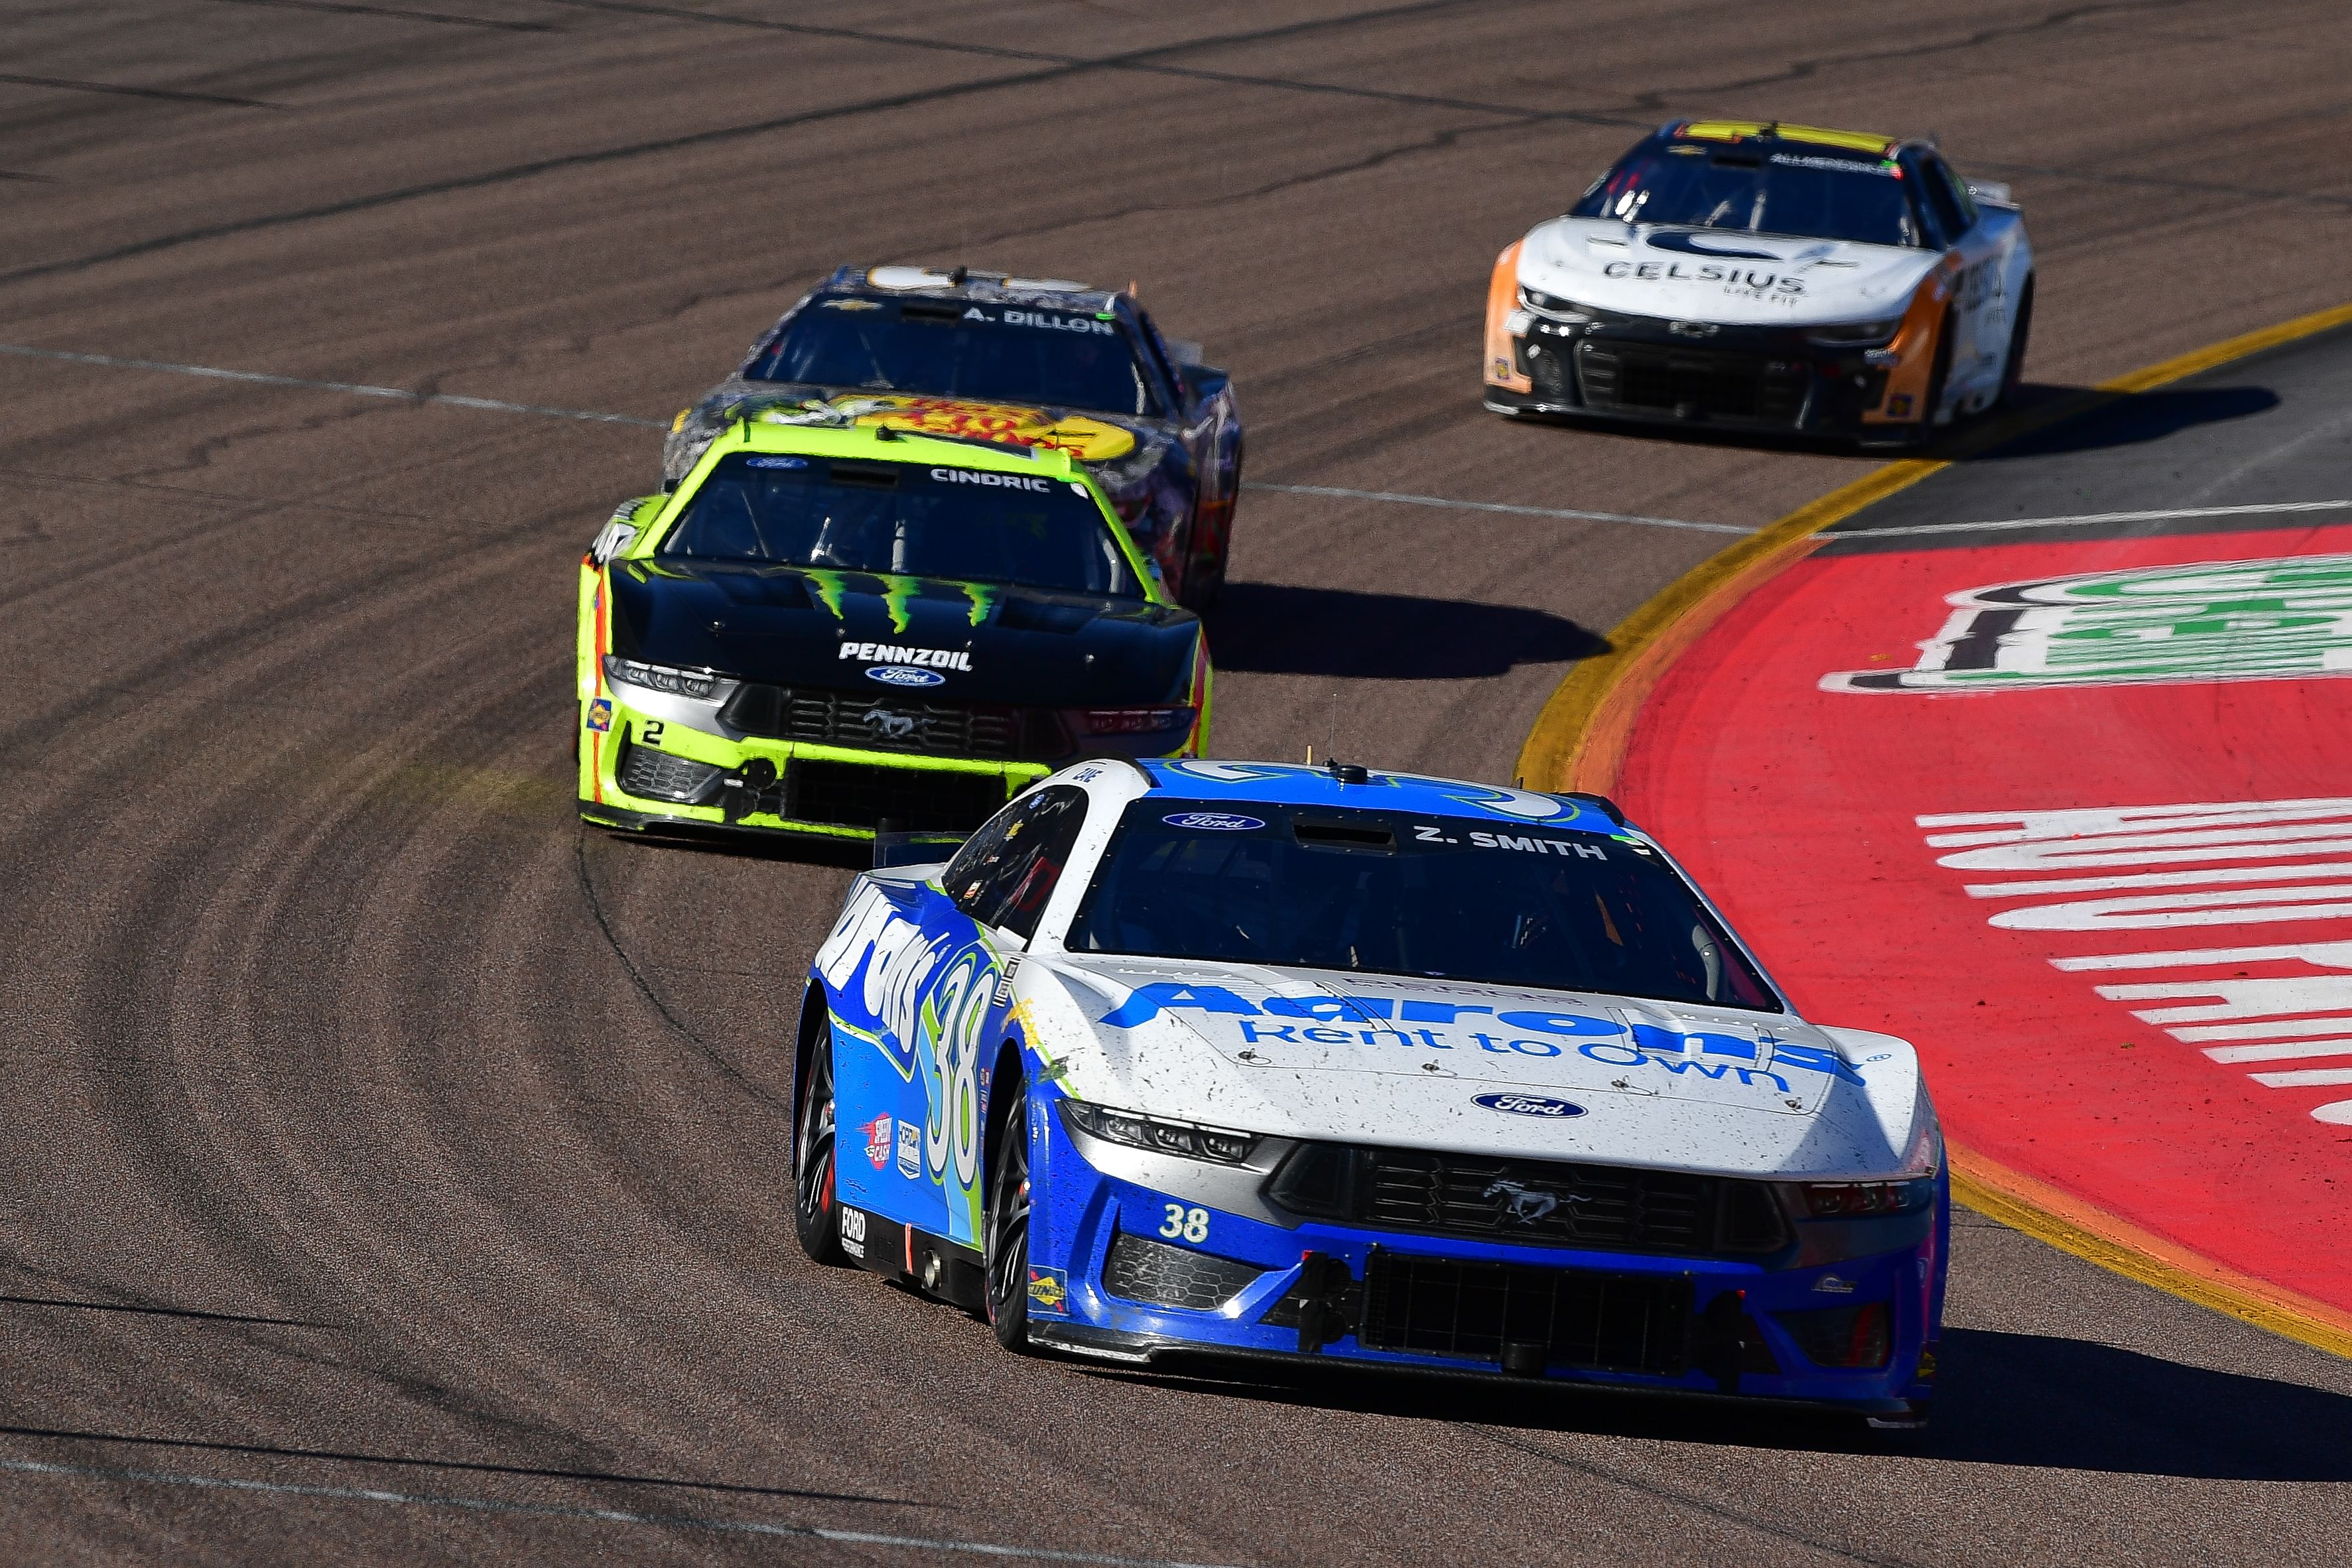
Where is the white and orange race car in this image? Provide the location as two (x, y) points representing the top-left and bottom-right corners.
(1484, 120), (2032, 446)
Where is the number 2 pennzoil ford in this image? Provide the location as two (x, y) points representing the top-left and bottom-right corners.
(794, 759), (1949, 1427)
(576, 421), (1212, 842)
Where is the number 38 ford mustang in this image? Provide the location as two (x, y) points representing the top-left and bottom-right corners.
(794, 759), (1950, 1425)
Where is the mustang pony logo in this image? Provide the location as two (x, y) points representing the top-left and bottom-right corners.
(1484, 1179), (1580, 1223)
(862, 708), (919, 740)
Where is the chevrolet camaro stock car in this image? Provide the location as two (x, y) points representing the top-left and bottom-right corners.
(665, 266), (1244, 610)
(575, 422), (1212, 842)
(1484, 119), (2034, 444)
(792, 760), (1950, 1425)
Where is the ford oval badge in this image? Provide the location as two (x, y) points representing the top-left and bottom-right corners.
(1163, 812), (1265, 831)
(866, 665), (946, 688)
(1472, 1092), (1587, 1119)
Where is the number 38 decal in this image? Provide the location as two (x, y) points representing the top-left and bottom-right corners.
(1159, 1203), (1209, 1244)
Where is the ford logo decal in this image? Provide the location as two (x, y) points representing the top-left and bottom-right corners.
(1163, 812), (1264, 832)
(866, 665), (945, 688)
(1473, 1092), (1587, 1119)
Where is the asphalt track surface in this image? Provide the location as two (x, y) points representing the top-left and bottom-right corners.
(5, 1), (2352, 1562)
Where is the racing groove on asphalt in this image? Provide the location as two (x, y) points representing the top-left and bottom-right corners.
(4, 1), (2352, 1562)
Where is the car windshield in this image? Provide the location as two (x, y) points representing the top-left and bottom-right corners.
(1067, 802), (1780, 1012)
(1574, 143), (1922, 248)
(749, 296), (1165, 418)
(658, 453), (1143, 598)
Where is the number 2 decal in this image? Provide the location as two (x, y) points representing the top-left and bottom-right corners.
(1159, 1203), (1209, 1244)
(640, 720), (665, 746)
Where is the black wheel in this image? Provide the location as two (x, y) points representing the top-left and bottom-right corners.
(793, 1021), (847, 1266)
(982, 1073), (1035, 1352)
(1998, 276), (2034, 407)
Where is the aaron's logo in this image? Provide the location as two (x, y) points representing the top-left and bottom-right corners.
(1825, 553), (2352, 693)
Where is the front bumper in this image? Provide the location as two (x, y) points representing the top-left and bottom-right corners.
(1024, 1097), (1945, 1415)
(1488, 314), (1904, 438)
(580, 693), (1052, 840)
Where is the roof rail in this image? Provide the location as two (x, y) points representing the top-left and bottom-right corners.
(1071, 754), (1157, 788)
(1563, 791), (1626, 826)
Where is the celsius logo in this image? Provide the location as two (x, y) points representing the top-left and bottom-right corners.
(1645, 230), (1784, 261)
(867, 665), (946, 688)
(1473, 1092), (1588, 1119)
(1163, 812), (1264, 832)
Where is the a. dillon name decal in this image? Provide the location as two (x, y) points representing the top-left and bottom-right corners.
(1097, 984), (1862, 1088)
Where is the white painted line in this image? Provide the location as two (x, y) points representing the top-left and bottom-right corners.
(0, 1455), (1247, 1567)
(1839, 498), (2352, 539)
(2249, 1065), (2352, 1088)
(1246, 482), (1750, 535)
(2204, 1038), (2352, 1064)
(0, 343), (667, 428)
(0, 341), (1739, 537)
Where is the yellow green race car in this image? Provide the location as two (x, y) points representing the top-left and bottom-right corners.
(576, 421), (1213, 843)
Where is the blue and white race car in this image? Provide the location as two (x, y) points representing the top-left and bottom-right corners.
(793, 759), (1948, 1424)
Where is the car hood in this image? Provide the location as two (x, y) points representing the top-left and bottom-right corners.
(1021, 955), (1926, 1179)
(665, 379), (1175, 489)
(1516, 216), (1939, 327)
(605, 559), (1201, 705)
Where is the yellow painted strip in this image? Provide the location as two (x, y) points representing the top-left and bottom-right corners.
(1950, 1142), (2352, 1360)
(1515, 296), (2352, 1355)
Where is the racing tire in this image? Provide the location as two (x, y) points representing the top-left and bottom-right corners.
(793, 1012), (848, 1268)
(982, 1071), (1035, 1353)
(1997, 276), (2035, 408)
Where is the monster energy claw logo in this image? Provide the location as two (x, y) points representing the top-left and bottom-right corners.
(1825, 553), (2352, 693)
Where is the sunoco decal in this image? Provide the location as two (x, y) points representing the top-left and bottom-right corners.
(1825, 553), (2352, 693)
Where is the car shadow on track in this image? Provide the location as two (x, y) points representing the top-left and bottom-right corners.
(1205, 584), (1609, 681)
(586, 824), (874, 872)
(1084, 1326), (2352, 1480)
(1499, 381), (2278, 464)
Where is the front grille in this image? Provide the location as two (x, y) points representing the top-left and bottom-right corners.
(1269, 1144), (1788, 1259)
(1358, 1252), (1689, 1374)
(1104, 1232), (1266, 1311)
(1577, 342), (1808, 425)
(785, 759), (1011, 832)
(722, 683), (1069, 762)
(618, 741), (725, 804)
